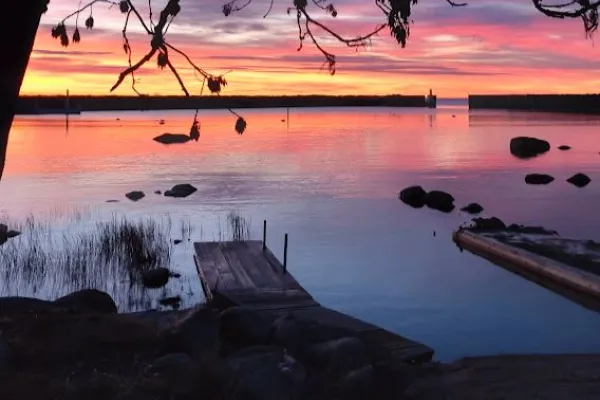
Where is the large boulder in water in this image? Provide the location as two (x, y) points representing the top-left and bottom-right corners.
(153, 133), (191, 144)
(125, 191), (145, 201)
(164, 183), (197, 198)
(425, 190), (455, 213)
(510, 137), (550, 158)
(525, 173), (554, 185)
(566, 173), (591, 188)
(398, 186), (427, 208)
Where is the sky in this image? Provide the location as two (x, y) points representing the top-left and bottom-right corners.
(20, 0), (600, 97)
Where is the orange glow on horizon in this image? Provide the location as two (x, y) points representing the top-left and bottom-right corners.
(20, 1), (600, 98)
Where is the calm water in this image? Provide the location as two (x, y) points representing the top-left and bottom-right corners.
(2, 104), (600, 362)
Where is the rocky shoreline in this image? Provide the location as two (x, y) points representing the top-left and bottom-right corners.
(1, 289), (600, 399)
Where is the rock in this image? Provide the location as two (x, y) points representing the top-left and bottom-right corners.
(0, 334), (11, 374)
(154, 190), (162, 195)
(509, 136), (551, 158)
(270, 314), (352, 356)
(145, 353), (197, 382)
(219, 306), (272, 350)
(106, 199), (119, 203)
(0, 297), (61, 316)
(558, 145), (571, 150)
(333, 365), (375, 400)
(470, 217), (506, 231)
(302, 337), (371, 380)
(164, 183), (197, 198)
(153, 133), (191, 145)
(0, 224), (19, 246)
(53, 289), (117, 314)
(163, 306), (220, 362)
(398, 186), (427, 208)
(567, 173), (591, 188)
(460, 203), (483, 214)
(173, 239), (182, 245)
(220, 346), (298, 400)
(141, 267), (171, 288)
(159, 296), (182, 307)
(525, 173), (555, 185)
(425, 190), (455, 213)
(125, 191), (145, 201)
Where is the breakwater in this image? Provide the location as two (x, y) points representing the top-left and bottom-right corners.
(16, 94), (429, 114)
(468, 94), (600, 115)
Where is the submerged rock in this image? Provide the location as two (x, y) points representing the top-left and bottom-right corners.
(510, 136), (550, 159)
(425, 190), (455, 213)
(125, 191), (145, 201)
(53, 289), (117, 314)
(154, 190), (162, 195)
(141, 267), (171, 288)
(153, 133), (191, 145)
(0, 224), (20, 246)
(525, 173), (555, 185)
(567, 173), (591, 188)
(558, 145), (571, 150)
(164, 183), (197, 198)
(460, 203), (484, 214)
(399, 186), (427, 208)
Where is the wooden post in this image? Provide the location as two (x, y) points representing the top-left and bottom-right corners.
(283, 233), (288, 274)
(262, 220), (267, 251)
(0, 0), (49, 180)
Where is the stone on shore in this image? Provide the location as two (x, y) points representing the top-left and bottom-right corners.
(125, 191), (145, 201)
(219, 306), (272, 350)
(399, 186), (427, 208)
(525, 173), (555, 185)
(153, 133), (191, 144)
(164, 183), (197, 198)
(510, 136), (550, 158)
(567, 173), (591, 188)
(163, 306), (220, 362)
(53, 289), (117, 314)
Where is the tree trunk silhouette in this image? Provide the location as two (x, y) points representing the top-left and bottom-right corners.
(0, 0), (48, 180)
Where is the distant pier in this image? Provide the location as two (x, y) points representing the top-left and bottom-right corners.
(468, 94), (600, 115)
(16, 94), (431, 114)
(193, 222), (434, 364)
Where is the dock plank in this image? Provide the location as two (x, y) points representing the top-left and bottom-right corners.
(193, 239), (434, 364)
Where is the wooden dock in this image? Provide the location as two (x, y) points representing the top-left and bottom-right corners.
(193, 232), (434, 364)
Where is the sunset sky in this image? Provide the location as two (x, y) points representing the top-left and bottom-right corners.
(20, 0), (600, 97)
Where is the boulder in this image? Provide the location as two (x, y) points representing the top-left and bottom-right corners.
(0, 297), (61, 316)
(302, 337), (371, 380)
(425, 190), (455, 213)
(53, 289), (117, 313)
(125, 191), (145, 201)
(145, 353), (197, 382)
(470, 217), (506, 231)
(460, 203), (484, 214)
(333, 365), (375, 400)
(398, 186), (427, 208)
(164, 183), (197, 198)
(0, 224), (20, 246)
(154, 190), (162, 195)
(153, 133), (191, 144)
(141, 267), (171, 288)
(219, 346), (299, 400)
(163, 306), (220, 362)
(525, 173), (555, 185)
(0, 334), (11, 374)
(219, 306), (272, 350)
(558, 145), (571, 150)
(567, 173), (591, 188)
(270, 314), (352, 356)
(509, 136), (551, 158)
